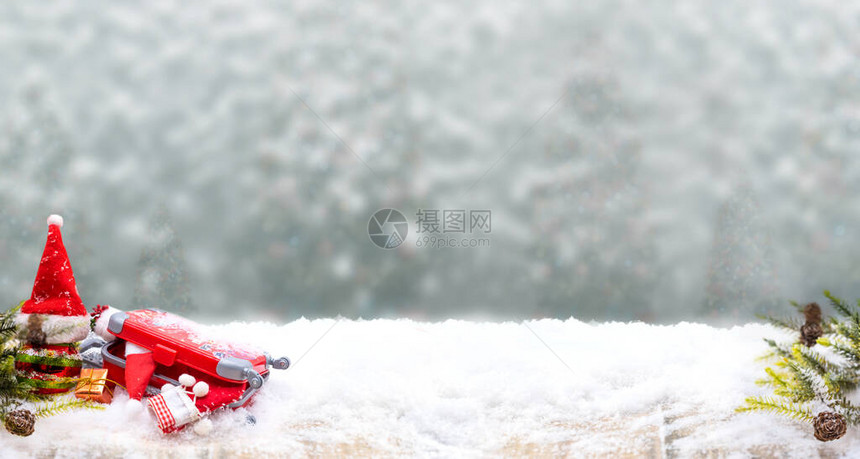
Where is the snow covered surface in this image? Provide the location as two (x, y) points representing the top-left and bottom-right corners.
(0, 319), (856, 457)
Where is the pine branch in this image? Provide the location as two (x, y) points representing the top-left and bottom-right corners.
(0, 303), (56, 413)
(824, 371), (860, 397)
(763, 339), (793, 359)
(789, 300), (802, 311)
(777, 359), (818, 402)
(823, 392), (860, 425)
(0, 302), (22, 344)
(737, 396), (814, 423)
(825, 290), (860, 325)
(756, 367), (791, 388)
(760, 314), (804, 334)
(34, 397), (103, 419)
(755, 351), (778, 362)
(820, 337), (860, 368)
(792, 344), (835, 377)
(831, 320), (860, 344)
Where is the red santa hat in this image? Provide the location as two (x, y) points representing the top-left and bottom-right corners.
(15, 215), (90, 344)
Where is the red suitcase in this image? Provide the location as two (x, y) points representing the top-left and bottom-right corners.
(100, 309), (289, 412)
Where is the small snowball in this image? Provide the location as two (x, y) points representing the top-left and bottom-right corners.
(192, 381), (209, 398)
(193, 418), (213, 436)
(178, 374), (196, 387)
(161, 383), (174, 393)
(47, 214), (64, 227)
(125, 398), (143, 415)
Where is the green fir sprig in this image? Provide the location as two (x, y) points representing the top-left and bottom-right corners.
(33, 396), (103, 419)
(740, 291), (860, 440)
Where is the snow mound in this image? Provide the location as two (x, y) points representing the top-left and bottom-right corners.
(0, 319), (855, 456)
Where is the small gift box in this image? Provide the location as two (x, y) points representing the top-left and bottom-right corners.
(74, 368), (115, 404)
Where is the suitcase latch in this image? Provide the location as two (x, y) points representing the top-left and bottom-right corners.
(153, 344), (177, 366)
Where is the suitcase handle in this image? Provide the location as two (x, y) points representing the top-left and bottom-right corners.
(244, 368), (264, 389)
(226, 371), (270, 409)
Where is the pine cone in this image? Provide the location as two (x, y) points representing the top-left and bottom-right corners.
(804, 302), (822, 324)
(800, 322), (823, 347)
(26, 314), (46, 346)
(4, 409), (35, 437)
(813, 411), (847, 442)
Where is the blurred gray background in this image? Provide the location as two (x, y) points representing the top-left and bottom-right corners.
(0, 1), (857, 323)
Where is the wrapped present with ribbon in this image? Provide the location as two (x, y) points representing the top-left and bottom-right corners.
(74, 368), (116, 404)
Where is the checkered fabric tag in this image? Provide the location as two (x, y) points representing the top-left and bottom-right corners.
(147, 386), (201, 433)
(148, 393), (176, 433)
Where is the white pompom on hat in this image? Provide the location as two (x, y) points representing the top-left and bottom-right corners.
(47, 214), (64, 227)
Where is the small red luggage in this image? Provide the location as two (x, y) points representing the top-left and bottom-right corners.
(100, 309), (289, 412)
